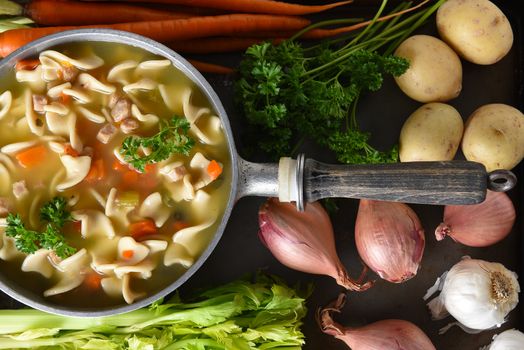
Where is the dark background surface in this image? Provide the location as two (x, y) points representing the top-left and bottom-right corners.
(0, 1), (522, 349)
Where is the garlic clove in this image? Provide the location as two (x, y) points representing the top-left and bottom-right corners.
(482, 329), (524, 350)
(435, 190), (515, 247)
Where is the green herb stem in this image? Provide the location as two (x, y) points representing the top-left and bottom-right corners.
(384, 0), (446, 55)
(288, 18), (364, 42)
(343, 0), (389, 50)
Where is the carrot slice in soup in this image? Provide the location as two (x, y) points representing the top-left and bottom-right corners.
(122, 250), (134, 259)
(63, 144), (79, 157)
(207, 160), (222, 180)
(15, 58), (40, 71)
(130, 219), (158, 240)
(173, 221), (190, 232)
(85, 159), (105, 183)
(15, 145), (47, 168)
(122, 170), (139, 186)
(112, 159), (129, 172)
(59, 92), (71, 104)
(84, 272), (102, 290)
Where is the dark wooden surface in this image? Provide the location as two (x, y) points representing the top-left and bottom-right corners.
(0, 1), (522, 350)
(305, 160), (487, 205)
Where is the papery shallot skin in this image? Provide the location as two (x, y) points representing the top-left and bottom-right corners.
(258, 198), (370, 291)
(319, 294), (436, 350)
(337, 320), (436, 350)
(435, 190), (515, 247)
(355, 200), (425, 283)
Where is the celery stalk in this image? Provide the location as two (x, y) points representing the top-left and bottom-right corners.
(0, 0), (23, 16)
(0, 275), (307, 349)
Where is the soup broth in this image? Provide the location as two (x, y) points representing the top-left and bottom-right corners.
(0, 42), (232, 308)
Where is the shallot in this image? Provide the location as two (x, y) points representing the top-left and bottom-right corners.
(435, 190), (515, 247)
(258, 198), (371, 291)
(355, 199), (425, 283)
(481, 329), (524, 350)
(318, 293), (436, 350)
(424, 256), (520, 333)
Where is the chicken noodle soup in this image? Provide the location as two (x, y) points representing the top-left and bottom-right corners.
(0, 42), (231, 307)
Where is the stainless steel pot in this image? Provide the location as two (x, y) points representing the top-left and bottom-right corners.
(0, 29), (516, 317)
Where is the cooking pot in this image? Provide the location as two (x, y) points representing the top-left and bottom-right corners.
(0, 29), (516, 316)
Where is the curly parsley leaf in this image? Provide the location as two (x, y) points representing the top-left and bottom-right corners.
(121, 116), (194, 172)
(40, 224), (77, 259)
(6, 213), (39, 255)
(40, 196), (73, 227)
(6, 197), (76, 259)
(328, 130), (399, 164)
(236, 39), (408, 164)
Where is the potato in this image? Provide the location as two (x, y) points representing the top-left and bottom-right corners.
(462, 104), (524, 171)
(399, 103), (463, 162)
(394, 35), (462, 103)
(436, 0), (513, 65)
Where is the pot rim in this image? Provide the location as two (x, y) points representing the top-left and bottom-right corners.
(0, 29), (239, 317)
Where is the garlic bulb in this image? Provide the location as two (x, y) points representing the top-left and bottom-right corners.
(482, 329), (524, 350)
(424, 257), (520, 332)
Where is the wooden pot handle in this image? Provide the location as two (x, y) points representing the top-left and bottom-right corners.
(299, 157), (516, 208)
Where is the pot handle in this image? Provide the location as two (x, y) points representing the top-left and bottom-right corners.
(280, 154), (517, 210)
(236, 157), (280, 200)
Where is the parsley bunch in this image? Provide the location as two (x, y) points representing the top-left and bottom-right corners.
(236, 0), (444, 163)
(6, 197), (76, 258)
(120, 116), (194, 172)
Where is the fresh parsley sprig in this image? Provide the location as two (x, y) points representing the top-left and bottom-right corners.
(236, 0), (443, 163)
(5, 214), (39, 255)
(6, 197), (76, 259)
(40, 196), (73, 227)
(120, 116), (194, 172)
(40, 224), (76, 259)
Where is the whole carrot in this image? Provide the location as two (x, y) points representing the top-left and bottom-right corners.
(168, 37), (284, 54)
(187, 59), (235, 74)
(22, 0), (196, 25)
(220, 0), (432, 40)
(80, 0), (354, 15)
(291, 0), (432, 40)
(0, 14), (311, 57)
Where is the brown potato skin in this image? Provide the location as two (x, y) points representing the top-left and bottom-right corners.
(437, 0), (513, 65)
(394, 35), (462, 103)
